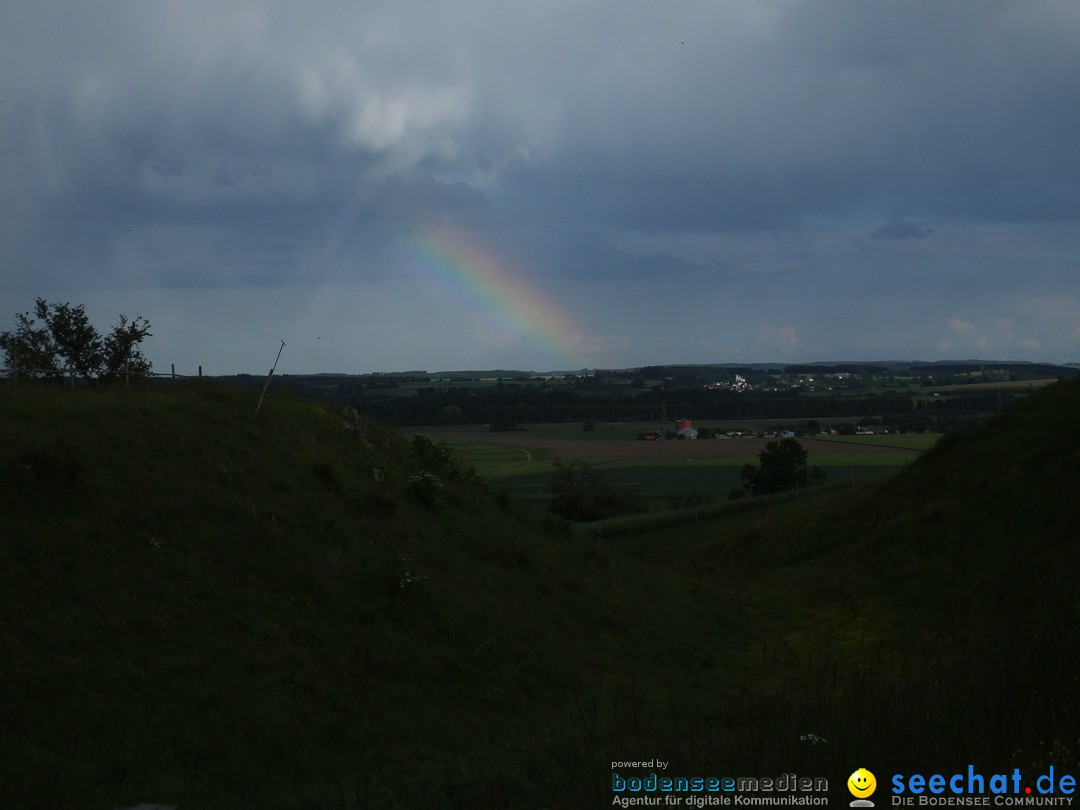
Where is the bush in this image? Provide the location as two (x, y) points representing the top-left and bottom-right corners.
(547, 458), (646, 522)
(409, 471), (445, 509)
(411, 434), (460, 476)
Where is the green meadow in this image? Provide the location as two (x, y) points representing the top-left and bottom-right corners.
(812, 432), (942, 450)
(557, 464), (889, 501)
(1, 379), (1077, 807)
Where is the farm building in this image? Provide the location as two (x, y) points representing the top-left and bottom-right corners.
(675, 418), (693, 432)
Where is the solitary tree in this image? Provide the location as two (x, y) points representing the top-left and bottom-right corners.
(1, 298), (152, 382)
(740, 437), (827, 496)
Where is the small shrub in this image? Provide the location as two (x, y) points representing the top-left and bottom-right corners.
(409, 471), (444, 509)
(411, 434), (461, 476)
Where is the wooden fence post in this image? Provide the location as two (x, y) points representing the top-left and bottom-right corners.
(256, 340), (286, 414)
(198, 365), (202, 379)
(171, 363), (176, 384)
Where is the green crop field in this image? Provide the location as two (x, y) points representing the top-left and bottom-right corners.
(446, 441), (548, 477)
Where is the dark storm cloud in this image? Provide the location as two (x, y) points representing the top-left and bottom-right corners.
(872, 218), (935, 241)
(6, 1), (1080, 250)
(3, 1), (1080, 368)
(473, 0), (1080, 234)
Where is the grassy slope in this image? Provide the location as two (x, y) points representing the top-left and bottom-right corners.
(619, 376), (1080, 774)
(1, 379), (1078, 808)
(1, 383), (749, 808)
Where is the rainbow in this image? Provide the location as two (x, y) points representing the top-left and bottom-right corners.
(393, 220), (582, 368)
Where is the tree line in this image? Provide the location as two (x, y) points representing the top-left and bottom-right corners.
(0, 298), (152, 382)
(350, 386), (1015, 428)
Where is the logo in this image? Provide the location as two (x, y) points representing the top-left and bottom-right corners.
(849, 768), (877, 807)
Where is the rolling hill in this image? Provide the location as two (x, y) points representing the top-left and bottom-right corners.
(1, 377), (1077, 808)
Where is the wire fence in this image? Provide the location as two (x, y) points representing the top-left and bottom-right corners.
(1, 363), (205, 386)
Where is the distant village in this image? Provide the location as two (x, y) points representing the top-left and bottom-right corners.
(703, 371), (854, 394)
(636, 417), (886, 441)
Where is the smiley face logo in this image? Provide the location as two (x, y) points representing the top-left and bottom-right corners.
(848, 768), (877, 799)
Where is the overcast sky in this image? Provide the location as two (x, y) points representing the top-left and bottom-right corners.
(3, 1), (1079, 373)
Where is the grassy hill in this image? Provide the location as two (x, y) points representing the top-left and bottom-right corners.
(1, 378), (1078, 808)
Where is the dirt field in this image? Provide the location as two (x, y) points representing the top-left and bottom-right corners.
(429, 432), (905, 464)
(929, 377), (1059, 391)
